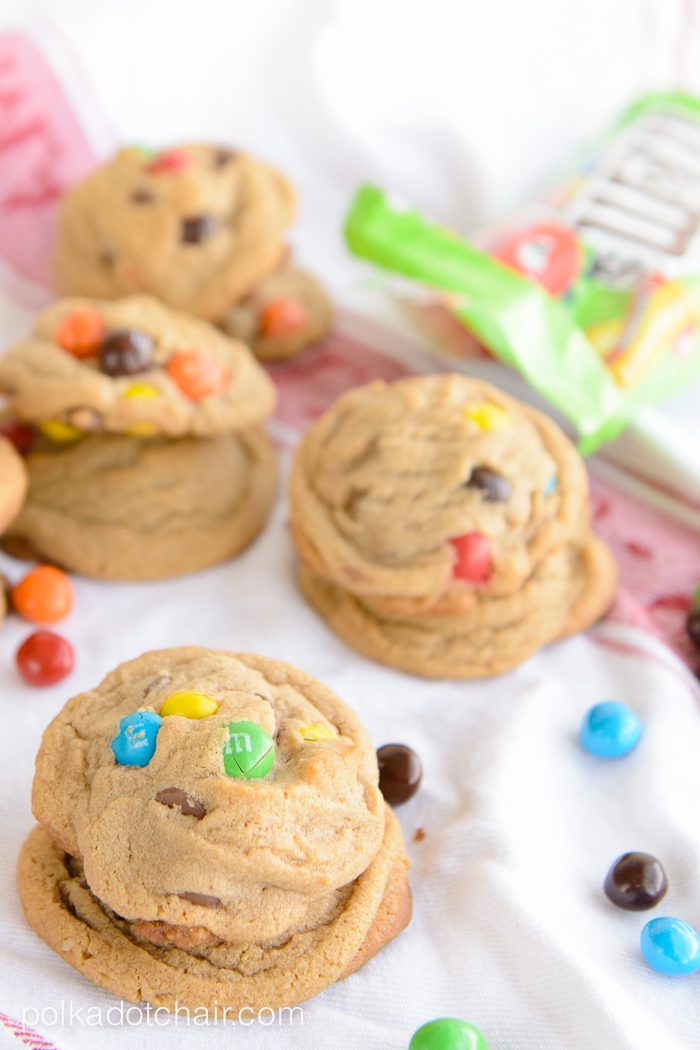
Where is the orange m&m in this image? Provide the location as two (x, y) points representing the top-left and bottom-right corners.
(258, 297), (307, 340)
(54, 308), (105, 359)
(166, 349), (230, 401)
(11, 565), (75, 625)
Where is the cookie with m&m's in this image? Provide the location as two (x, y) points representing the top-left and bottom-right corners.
(290, 374), (616, 678)
(18, 647), (410, 1012)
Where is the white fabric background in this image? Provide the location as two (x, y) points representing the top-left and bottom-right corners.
(0, 2), (698, 1049)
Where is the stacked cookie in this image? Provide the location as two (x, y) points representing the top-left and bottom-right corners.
(53, 144), (332, 362)
(290, 374), (617, 678)
(18, 646), (411, 1013)
(0, 295), (277, 580)
(0, 436), (27, 622)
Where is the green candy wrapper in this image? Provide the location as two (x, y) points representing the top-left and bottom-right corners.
(345, 93), (700, 453)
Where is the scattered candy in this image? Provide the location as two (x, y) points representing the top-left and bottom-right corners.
(450, 532), (492, 583)
(223, 720), (275, 779)
(181, 215), (217, 244)
(112, 711), (162, 767)
(409, 1018), (488, 1050)
(0, 420), (35, 455)
(258, 297), (308, 340)
(604, 852), (668, 911)
(641, 917), (700, 976)
(100, 329), (155, 376)
(54, 308), (105, 358)
(377, 744), (422, 805)
(145, 148), (192, 174)
(465, 467), (512, 502)
(155, 786), (206, 818)
(463, 402), (511, 432)
(543, 474), (558, 496)
(166, 349), (230, 401)
(39, 420), (84, 444)
(12, 566), (74, 625)
(299, 723), (337, 741)
(579, 701), (642, 759)
(160, 691), (219, 719)
(123, 383), (160, 401)
(16, 630), (74, 686)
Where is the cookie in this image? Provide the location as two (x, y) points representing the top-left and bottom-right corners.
(290, 374), (617, 678)
(0, 295), (276, 439)
(53, 146), (296, 321)
(0, 435), (27, 623)
(2, 429), (276, 581)
(19, 648), (411, 1012)
(222, 262), (333, 362)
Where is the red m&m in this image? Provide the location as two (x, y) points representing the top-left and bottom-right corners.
(450, 533), (492, 583)
(16, 630), (74, 686)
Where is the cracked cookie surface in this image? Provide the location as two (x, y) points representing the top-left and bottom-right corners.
(0, 295), (276, 439)
(3, 430), (276, 580)
(290, 374), (617, 678)
(20, 648), (410, 1010)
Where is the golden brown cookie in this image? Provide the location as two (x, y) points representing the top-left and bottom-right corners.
(2, 429), (276, 581)
(53, 146), (296, 320)
(0, 295), (276, 439)
(290, 374), (617, 678)
(19, 648), (411, 1012)
(222, 262), (333, 362)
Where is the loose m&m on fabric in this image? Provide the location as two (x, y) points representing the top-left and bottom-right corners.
(579, 701), (642, 759)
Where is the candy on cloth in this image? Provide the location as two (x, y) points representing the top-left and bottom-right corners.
(11, 565), (74, 625)
(604, 852), (668, 911)
(409, 1018), (488, 1050)
(112, 712), (162, 767)
(38, 421), (83, 444)
(463, 402), (511, 432)
(641, 917), (700, 976)
(258, 296), (308, 339)
(54, 307), (105, 358)
(579, 701), (642, 759)
(450, 532), (493, 583)
(166, 349), (231, 401)
(298, 723), (336, 741)
(377, 744), (422, 806)
(100, 329), (155, 376)
(145, 148), (193, 174)
(16, 630), (74, 686)
(122, 382), (160, 400)
(160, 691), (219, 719)
(223, 720), (275, 779)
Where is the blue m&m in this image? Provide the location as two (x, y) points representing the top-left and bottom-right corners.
(579, 701), (642, 759)
(641, 917), (700, 976)
(112, 711), (162, 767)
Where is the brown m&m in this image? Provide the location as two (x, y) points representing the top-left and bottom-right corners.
(100, 329), (155, 376)
(377, 744), (422, 806)
(604, 851), (668, 911)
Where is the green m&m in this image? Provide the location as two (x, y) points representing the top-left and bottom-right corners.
(409, 1018), (488, 1050)
(223, 721), (275, 779)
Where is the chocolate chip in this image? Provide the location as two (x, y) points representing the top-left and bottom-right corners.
(100, 329), (155, 376)
(131, 188), (154, 204)
(179, 892), (220, 908)
(377, 744), (422, 806)
(181, 215), (217, 244)
(465, 467), (512, 502)
(213, 148), (236, 167)
(155, 787), (206, 819)
(99, 250), (114, 268)
(143, 675), (171, 698)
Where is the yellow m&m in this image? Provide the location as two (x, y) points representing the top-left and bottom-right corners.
(160, 691), (219, 719)
(298, 723), (336, 742)
(123, 382), (160, 401)
(39, 420), (84, 444)
(463, 402), (512, 432)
